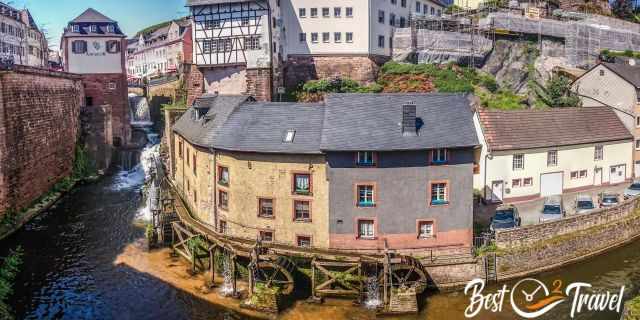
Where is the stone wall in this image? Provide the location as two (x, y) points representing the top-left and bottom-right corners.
(79, 105), (112, 172)
(495, 197), (640, 280)
(246, 68), (272, 102)
(0, 66), (84, 216)
(184, 63), (204, 107)
(163, 108), (187, 179)
(81, 73), (129, 146)
(284, 55), (389, 90)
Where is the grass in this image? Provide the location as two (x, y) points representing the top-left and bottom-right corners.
(626, 295), (640, 320)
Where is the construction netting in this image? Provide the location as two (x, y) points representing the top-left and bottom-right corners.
(392, 28), (493, 65)
(478, 12), (566, 38)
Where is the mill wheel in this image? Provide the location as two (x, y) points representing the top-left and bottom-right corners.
(255, 261), (295, 294)
(390, 263), (428, 294)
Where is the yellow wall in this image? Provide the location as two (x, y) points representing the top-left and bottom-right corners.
(173, 134), (330, 249)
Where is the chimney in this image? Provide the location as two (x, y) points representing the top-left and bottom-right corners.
(402, 103), (417, 137)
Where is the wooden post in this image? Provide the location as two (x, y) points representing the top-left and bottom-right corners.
(383, 241), (390, 307)
(311, 257), (317, 299)
(209, 246), (216, 288)
(231, 254), (238, 297)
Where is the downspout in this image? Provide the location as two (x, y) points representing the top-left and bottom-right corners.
(368, 0), (372, 55)
(266, 0), (274, 101)
(483, 152), (491, 201)
(209, 147), (218, 231)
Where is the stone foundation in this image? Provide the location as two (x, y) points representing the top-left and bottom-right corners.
(0, 66), (84, 216)
(81, 73), (130, 146)
(246, 68), (272, 102)
(284, 55), (389, 89)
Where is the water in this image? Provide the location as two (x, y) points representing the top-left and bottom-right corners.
(128, 94), (152, 127)
(4, 128), (640, 319)
(220, 254), (235, 297)
(364, 276), (381, 310)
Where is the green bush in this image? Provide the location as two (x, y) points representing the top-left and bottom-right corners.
(479, 89), (527, 110)
(0, 247), (23, 320)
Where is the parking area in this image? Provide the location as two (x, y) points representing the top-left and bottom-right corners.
(474, 183), (630, 230)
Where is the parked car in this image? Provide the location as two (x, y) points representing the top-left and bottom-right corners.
(599, 193), (620, 208)
(540, 196), (565, 223)
(574, 195), (595, 214)
(490, 205), (521, 232)
(623, 182), (640, 199)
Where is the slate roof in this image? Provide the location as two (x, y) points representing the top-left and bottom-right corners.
(478, 107), (632, 152)
(63, 8), (125, 38)
(71, 8), (115, 23)
(186, 0), (225, 6)
(602, 62), (640, 88)
(173, 94), (251, 148)
(320, 93), (479, 151)
(214, 102), (325, 154)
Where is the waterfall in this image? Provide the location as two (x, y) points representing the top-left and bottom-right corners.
(128, 94), (152, 127)
(219, 254), (235, 296)
(364, 276), (382, 309)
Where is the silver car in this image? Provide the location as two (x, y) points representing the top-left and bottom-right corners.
(574, 195), (595, 214)
(599, 193), (620, 208)
(623, 182), (640, 199)
(540, 196), (565, 223)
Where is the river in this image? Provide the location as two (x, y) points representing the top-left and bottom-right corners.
(3, 128), (640, 319)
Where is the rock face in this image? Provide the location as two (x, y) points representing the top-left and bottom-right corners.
(482, 39), (566, 94)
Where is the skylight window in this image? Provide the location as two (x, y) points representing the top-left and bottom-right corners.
(283, 129), (296, 143)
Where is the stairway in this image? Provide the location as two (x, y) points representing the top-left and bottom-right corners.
(484, 252), (497, 284)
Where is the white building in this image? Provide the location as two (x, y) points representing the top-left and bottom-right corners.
(474, 108), (633, 203)
(186, 0), (446, 101)
(0, 3), (47, 68)
(127, 19), (192, 79)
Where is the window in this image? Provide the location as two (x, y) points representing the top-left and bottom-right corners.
(390, 13), (396, 26)
(218, 190), (228, 210)
(284, 129), (296, 142)
(85, 96), (93, 106)
(523, 177), (533, 186)
(391, 0), (397, 4)
(72, 40), (87, 54)
(258, 198), (273, 218)
(194, 190), (197, 204)
(311, 33), (318, 43)
(322, 7), (330, 17)
(430, 182), (448, 205)
(346, 32), (353, 43)
(297, 236), (312, 247)
(512, 154), (524, 170)
(244, 36), (261, 50)
(401, 0), (407, 7)
(299, 33), (306, 42)
(219, 220), (228, 234)
(107, 82), (116, 90)
(299, 8), (306, 17)
(378, 35), (385, 48)
(424, 4), (429, 13)
(218, 166), (229, 186)
(202, 39), (213, 53)
(107, 25), (115, 33)
(571, 171), (578, 179)
(178, 141), (183, 158)
(595, 145), (603, 161)
(322, 32), (330, 43)
(358, 219), (375, 239)
(636, 139), (640, 150)
(334, 32), (341, 43)
(259, 231), (273, 242)
(334, 7), (341, 17)
(378, 10), (385, 23)
(346, 7), (353, 17)
(547, 150), (557, 167)
(293, 173), (311, 194)
(192, 154), (197, 175)
(512, 179), (521, 187)
(73, 24), (80, 32)
(310, 8), (318, 17)
(416, 1), (422, 12)
(570, 171), (587, 179)
(105, 40), (120, 54)
(437, 9), (442, 16)
(357, 185), (375, 207)
(400, 16), (406, 28)
(294, 200), (311, 222)
(580, 170), (588, 178)
(432, 149), (448, 164)
(637, 116), (640, 128)
(431, 7), (435, 15)
(599, 69), (605, 76)
(357, 151), (376, 166)
(186, 149), (190, 166)
(241, 16), (250, 26)
(90, 25), (97, 33)
(418, 221), (433, 238)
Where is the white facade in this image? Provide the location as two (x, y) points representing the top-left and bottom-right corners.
(64, 36), (124, 74)
(0, 4), (47, 67)
(474, 114), (633, 202)
(127, 21), (190, 78)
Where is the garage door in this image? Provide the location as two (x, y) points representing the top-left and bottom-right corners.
(540, 172), (563, 197)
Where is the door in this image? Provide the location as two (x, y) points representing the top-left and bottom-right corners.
(610, 164), (626, 184)
(635, 161), (640, 178)
(540, 172), (563, 197)
(490, 181), (504, 202)
(594, 167), (602, 186)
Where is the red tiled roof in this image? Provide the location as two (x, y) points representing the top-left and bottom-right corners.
(478, 107), (632, 151)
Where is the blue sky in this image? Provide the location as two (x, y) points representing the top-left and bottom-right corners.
(10, 0), (189, 49)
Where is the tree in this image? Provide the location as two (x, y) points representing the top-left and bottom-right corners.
(612, 0), (635, 21)
(536, 75), (582, 108)
(0, 247), (23, 320)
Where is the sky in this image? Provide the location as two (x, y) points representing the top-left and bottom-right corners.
(9, 0), (189, 49)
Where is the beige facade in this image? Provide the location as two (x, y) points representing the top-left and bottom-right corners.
(0, 4), (47, 67)
(572, 64), (640, 176)
(173, 134), (330, 249)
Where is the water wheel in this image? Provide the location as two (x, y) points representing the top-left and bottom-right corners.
(255, 256), (296, 294)
(389, 258), (427, 294)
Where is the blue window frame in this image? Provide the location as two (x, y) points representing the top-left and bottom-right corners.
(432, 149), (448, 164)
(357, 151), (376, 166)
(357, 185), (375, 207)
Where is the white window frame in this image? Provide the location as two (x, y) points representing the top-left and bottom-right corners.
(418, 221), (433, 238)
(310, 7), (318, 18)
(547, 150), (557, 167)
(358, 220), (375, 239)
(311, 32), (318, 43)
(322, 7), (330, 17)
(299, 33), (306, 42)
(334, 32), (341, 43)
(636, 139), (640, 151)
(432, 148), (448, 163)
(322, 32), (330, 43)
(334, 7), (341, 17)
(299, 8), (306, 18)
(346, 7), (353, 17)
(346, 32), (353, 43)
(595, 145), (603, 161)
(512, 154), (524, 170)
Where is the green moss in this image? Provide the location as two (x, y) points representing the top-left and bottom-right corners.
(626, 296), (640, 320)
(0, 247), (22, 320)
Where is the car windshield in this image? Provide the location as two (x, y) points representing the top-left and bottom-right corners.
(603, 196), (618, 203)
(543, 205), (561, 215)
(577, 201), (594, 210)
(494, 209), (514, 222)
(630, 184), (640, 190)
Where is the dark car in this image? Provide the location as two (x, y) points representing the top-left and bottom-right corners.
(600, 193), (620, 208)
(490, 205), (521, 232)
